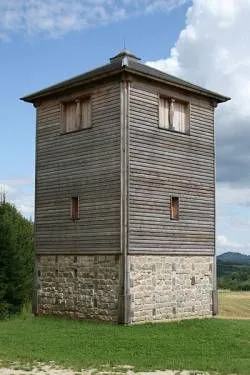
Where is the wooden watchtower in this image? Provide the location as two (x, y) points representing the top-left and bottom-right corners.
(21, 50), (230, 323)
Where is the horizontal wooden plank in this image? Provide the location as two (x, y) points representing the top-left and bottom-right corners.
(128, 250), (214, 255)
(36, 81), (121, 255)
(36, 250), (121, 255)
(128, 81), (215, 255)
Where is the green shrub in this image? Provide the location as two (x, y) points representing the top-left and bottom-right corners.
(0, 202), (34, 318)
(0, 302), (9, 319)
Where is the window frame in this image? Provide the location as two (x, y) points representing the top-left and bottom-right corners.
(71, 196), (80, 220)
(170, 196), (179, 221)
(158, 94), (190, 135)
(60, 95), (92, 134)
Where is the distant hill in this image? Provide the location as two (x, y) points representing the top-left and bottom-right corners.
(217, 251), (250, 265)
(217, 252), (250, 291)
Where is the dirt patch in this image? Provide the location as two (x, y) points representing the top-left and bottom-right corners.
(0, 363), (212, 375)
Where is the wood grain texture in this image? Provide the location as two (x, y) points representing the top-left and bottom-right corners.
(36, 74), (216, 256)
(128, 81), (215, 255)
(35, 82), (121, 254)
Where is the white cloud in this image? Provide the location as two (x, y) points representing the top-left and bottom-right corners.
(0, 0), (189, 39)
(146, 0), (250, 129)
(147, 0), (250, 254)
(216, 183), (250, 207)
(217, 235), (241, 249)
(144, 0), (189, 13)
(216, 183), (250, 255)
(0, 178), (34, 219)
(147, 0), (250, 141)
(217, 234), (250, 255)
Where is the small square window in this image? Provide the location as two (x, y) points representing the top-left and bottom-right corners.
(62, 97), (91, 133)
(71, 197), (79, 220)
(159, 97), (189, 134)
(170, 196), (179, 220)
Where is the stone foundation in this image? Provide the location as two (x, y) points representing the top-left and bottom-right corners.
(36, 254), (215, 323)
(129, 255), (214, 323)
(36, 255), (120, 321)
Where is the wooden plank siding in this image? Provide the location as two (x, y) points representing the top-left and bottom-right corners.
(128, 80), (215, 255)
(35, 82), (121, 254)
(35, 73), (216, 256)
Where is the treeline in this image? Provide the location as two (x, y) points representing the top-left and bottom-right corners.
(0, 201), (34, 318)
(217, 256), (250, 291)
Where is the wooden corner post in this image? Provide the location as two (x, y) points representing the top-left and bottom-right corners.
(119, 75), (130, 324)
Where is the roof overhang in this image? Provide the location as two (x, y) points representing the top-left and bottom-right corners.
(124, 66), (230, 104)
(20, 50), (230, 105)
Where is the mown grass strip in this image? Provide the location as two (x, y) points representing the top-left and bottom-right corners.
(0, 316), (250, 374)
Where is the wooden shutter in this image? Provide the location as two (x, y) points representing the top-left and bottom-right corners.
(65, 102), (77, 132)
(81, 99), (91, 129)
(76, 100), (81, 130)
(173, 101), (186, 133)
(159, 97), (169, 129)
(63, 98), (91, 133)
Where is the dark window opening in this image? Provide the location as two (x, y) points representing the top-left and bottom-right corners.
(71, 196), (79, 220)
(170, 196), (179, 220)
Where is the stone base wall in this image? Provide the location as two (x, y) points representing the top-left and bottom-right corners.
(36, 254), (215, 324)
(36, 255), (120, 321)
(129, 255), (214, 323)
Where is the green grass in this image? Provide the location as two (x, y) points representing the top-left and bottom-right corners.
(218, 290), (250, 318)
(0, 316), (250, 374)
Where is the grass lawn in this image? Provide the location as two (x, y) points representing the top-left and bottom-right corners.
(218, 290), (250, 318)
(0, 316), (250, 375)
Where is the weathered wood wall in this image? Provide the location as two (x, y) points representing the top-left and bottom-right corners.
(35, 81), (121, 254)
(128, 79), (215, 255)
(36, 74), (216, 256)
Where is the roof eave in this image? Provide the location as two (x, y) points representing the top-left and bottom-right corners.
(20, 61), (231, 105)
(20, 65), (124, 103)
(124, 66), (230, 104)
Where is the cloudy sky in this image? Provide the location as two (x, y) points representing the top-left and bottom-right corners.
(0, 0), (249, 254)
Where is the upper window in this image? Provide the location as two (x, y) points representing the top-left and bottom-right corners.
(62, 97), (91, 133)
(159, 97), (189, 134)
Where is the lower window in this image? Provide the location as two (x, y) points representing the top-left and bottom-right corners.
(170, 196), (179, 220)
(71, 196), (80, 220)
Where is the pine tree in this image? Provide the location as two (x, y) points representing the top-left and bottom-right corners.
(0, 201), (34, 317)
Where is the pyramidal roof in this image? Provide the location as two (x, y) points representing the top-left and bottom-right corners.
(21, 49), (230, 104)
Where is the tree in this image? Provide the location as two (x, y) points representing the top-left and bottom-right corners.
(0, 201), (34, 317)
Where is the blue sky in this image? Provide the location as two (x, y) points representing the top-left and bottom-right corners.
(1, 0), (250, 254)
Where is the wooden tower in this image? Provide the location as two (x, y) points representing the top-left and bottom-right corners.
(21, 50), (230, 323)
